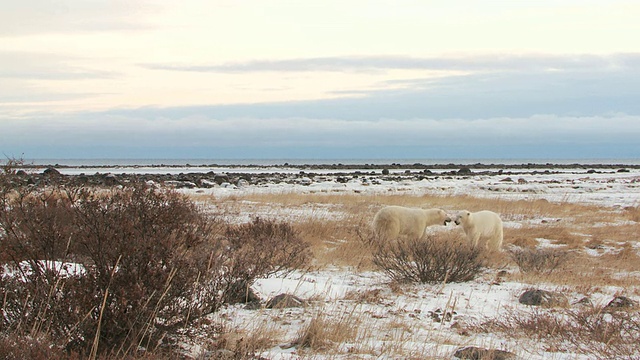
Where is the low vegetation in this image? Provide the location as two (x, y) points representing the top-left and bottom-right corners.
(1, 161), (639, 359)
(0, 162), (310, 359)
(371, 233), (485, 284)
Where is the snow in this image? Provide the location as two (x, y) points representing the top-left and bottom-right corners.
(12, 164), (640, 358)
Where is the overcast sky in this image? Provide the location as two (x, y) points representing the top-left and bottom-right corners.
(1, 1), (639, 160)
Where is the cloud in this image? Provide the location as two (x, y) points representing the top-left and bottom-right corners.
(2, 112), (639, 159)
(142, 53), (640, 73)
(0, 1), (157, 36)
(104, 61), (640, 121)
(0, 51), (117, 80)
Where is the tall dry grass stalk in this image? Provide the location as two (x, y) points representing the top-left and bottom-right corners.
(290, 306), (361, 354)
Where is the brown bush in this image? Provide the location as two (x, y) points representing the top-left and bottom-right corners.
(371, 233), (485, 284)
(507, 247), (570, 274)
(0, 164), (310, 358)
(477, 306), (640, 358)
(220, 217), (312, 303)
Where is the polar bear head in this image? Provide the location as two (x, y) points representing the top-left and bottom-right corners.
(442, 210), (454, 225)
(454, 210), (471, 225)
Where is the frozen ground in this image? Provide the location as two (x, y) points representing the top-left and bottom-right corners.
(181, 167), (640, 208)
(171, 166), (639, 359)
(21, 163), (639, 358)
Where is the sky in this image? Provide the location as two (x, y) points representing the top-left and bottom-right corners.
(1, 0), (640, 161)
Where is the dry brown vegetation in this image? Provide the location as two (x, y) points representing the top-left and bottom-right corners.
(197, 191), (638, 286)
(186, 189), (640, 358)
(3, 160), (639, 359)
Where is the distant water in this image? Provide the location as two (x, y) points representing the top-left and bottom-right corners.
(16, 158), (640, 167)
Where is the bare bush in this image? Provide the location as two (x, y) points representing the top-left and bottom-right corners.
(371, 234), (485, 283)
(0, 164), (310, 358)
(0, 182), (222, 355)
(219, 217), (311, 304)
(507, 247), (569, 274)
(478, 306), (640, 359)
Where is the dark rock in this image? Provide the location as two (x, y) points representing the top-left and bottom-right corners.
(458, 167), (472, 175)
(604, 296), (638, 311)
(214, 174), (230, 185)
(103, 173), (119, 186)
(454, 346), (516, 359)
(519, 289), (568, 307)
(382, 168), (390, 175)
(43, 167), (61, 176)
(265, 294), (306, 309)
(76, 175), (89, 184)
(500, 177), (513, 182)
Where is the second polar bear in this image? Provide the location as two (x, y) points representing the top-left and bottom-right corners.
(372, 206), (451, 240)
(454, 210), (503, 251)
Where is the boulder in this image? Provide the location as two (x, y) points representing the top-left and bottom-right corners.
(604, 296), (638, 311)
(453, 346), (516, 360)
(265, 294), (306, 309)
(518, 289), (568, 307)
(43, 167), (61, 177)
(103, 173), (119, 186)
(214, 174), (230, 185)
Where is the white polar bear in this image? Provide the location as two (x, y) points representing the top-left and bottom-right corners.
(372, 206), (451, 240)
(454, 210), (503, 251)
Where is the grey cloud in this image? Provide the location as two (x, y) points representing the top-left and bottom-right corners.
(2, 113), (639, 151)
(105, 64), (640, 121)
(142, 53), (640, 73)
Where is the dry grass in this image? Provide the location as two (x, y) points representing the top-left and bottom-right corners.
(189, 191), (640, 288)
(289, 308), (361, 354)
(475, 305), (640, 359)
(183, 190), (640, 358)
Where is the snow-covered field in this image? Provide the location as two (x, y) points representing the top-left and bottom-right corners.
(160, 165), (639, 359)
(17, 163), (638, 358)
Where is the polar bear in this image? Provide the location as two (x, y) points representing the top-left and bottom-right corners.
(372, 206), (451, 240)
(454, 210), (503, 251)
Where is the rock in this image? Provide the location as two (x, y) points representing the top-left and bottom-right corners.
(382, 168), (390, 175)
(163, 180), (196, 189)
(518, 289), (569, 307)
(572, 296), (593, 308)
(265, 294), (306, 309)
(103, 173), (119, 186)
(237, 178), (250, 187)
(43, 167), (61, 177)
(213, 174), (230, 185)
(298, 177), (312, 186)
(453, 346), (516, 359)
(199, 179), (217, 188)
(604, 296), (638, 311)
(500, 177), (513, 182)
(458, 167), (472, 175)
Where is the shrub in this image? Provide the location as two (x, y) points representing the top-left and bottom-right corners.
(219, 217), (312, 304)
(371, 234), (484, 284)
(507, 247), (569, 274)
(0, 182), (221, 355)
(477, 306), (640, 358)
(0, 164), (310, 357)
